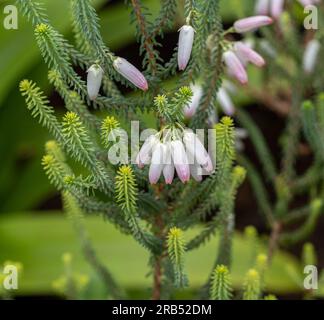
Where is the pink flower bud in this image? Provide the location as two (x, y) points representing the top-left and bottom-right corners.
(223, 51), (248, 85)
(255, 0), (270, 15)
(217, 87), (235, 116)
(183, 131), (213, 172)
(87, 64), (103, 100)
(303, 39), (320, 73)
(149, 142), (164, 184)
(136, 135), (158, 168)
(271, 0), (284, 19)
(178, 25), (195, 71)
(170, 140), (190, 183)
(234, 16), (273, 33)
(183, 84), (203, 118)
(163, 164), (175, 184)
(113, 57), (148, 91)
(234, 42), (265, 67)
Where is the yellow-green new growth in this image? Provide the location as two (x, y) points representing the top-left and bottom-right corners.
(42, 154), (68, 190)
(215, 116), (235, 160)
(115, 165), (138, 214)
(167, 227), (188, 288)
(243, 268), (261, 300)
(101, 116), (120, 148)
(19, 79), (63, 141)
(210, 265), (233, 300)
(45, 140), (66, 162)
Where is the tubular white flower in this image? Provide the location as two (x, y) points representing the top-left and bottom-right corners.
(87, 64), (103, 101)
(255, 0), (270, 15)
(234, 42), (265, 67)
(233, 15), (273, 33)
(177, 25), (195, 71)
(223, 51), (248, 85)
(217, 87), (235, 116)
(170, 140), (190, 183)
(136, 135), (159, 168)
(271, 0), (284, 19)
(183, 84), (203, 118)
(149, 142), (164, 184)
(303, 39), (320, 74)
(183, 131), (213, 172)
(113, 57), (148, 91)
(162, 142), (175, 184)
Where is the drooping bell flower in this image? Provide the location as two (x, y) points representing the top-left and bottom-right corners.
(303, 39), (320, 74)
(170, 140), (190, 183)
(87, 64), (103, 100)
(217, 86), (235, 116)
(255, 0), (320, 19)
(149, 142), (165, 184)
(234, 42), (265, 67)
(177, 25), (195, 71)
(136, 135), (159, 168)
(162, 142), (175, 184)
(233, 16), (273, 33)
(113, 57), (148, 91)
(183, 84), (203, 119)
(255, 0), (270, 15)
(223, 51), (248, 85)
(183, 130), (213, 173)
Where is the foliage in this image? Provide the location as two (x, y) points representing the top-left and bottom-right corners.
(4, 0), (323, 300)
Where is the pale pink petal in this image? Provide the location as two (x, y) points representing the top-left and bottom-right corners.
(234, 15), (273, 33)
(234, 42), (265, 67)
(223, 51), (248, 84)
(113, 57), (148, 91)
(178, 25), (195, 71)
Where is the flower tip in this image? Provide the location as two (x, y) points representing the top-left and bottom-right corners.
(178, 62), (186, 71)
(142, 83), (149, 91)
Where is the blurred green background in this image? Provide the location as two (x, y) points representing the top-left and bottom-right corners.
(0, 0), (311, 298)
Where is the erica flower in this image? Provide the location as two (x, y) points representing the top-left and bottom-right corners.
(255, 0), (321, 19)
(183, 84), (203, 119)
(136, 126), (213, 184)
(87, 64), (103, 100)
(136, 135), (159, 168)
(223, 51), (248, 85)
(217, 82), (236, 116)
(113, 57), (148, 91)
(171, 140), (190, 183)
(223, 40), (266, 84)
(149, 142), (165, 184)
(178, 25), (195, 71)
(183, 130), (213, 172)
(303, 39), (320, 74)
(163, 142), (175, 184)
(234, 42), (265, 67)
(233, 15), (273, 33)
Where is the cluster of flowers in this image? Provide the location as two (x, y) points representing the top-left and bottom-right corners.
(86, 8), (321, 184)
(183, 16), (274, 119)
(256, 0), (321, 19)
(86, 15), (275, 100)
(136, 128), (213, 184)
